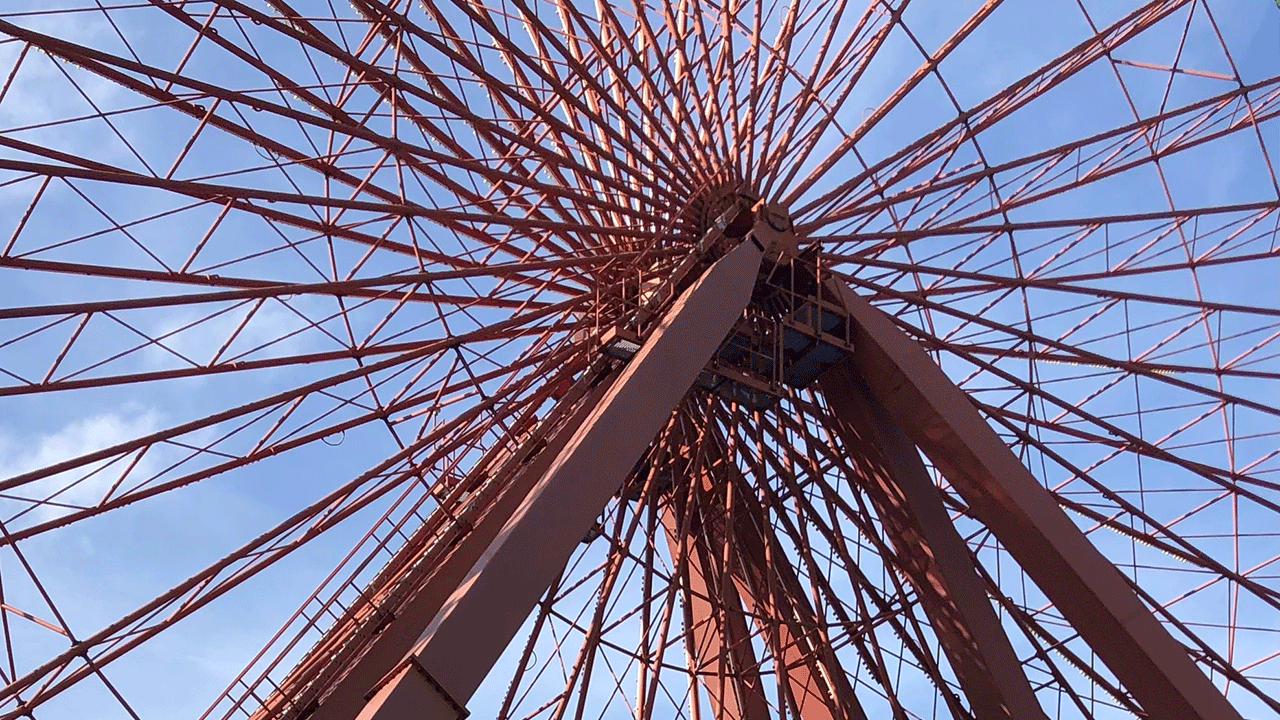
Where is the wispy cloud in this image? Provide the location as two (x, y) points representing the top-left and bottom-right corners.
(0, 404), (162, 523)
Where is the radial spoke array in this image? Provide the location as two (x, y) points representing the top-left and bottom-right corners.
(0, 0), (1275, 719)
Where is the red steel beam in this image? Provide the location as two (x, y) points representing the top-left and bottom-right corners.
(261, 372), (618, 720)
(791, 0), (1196, 222)
(819, 361), (1048, 720)
(356, 238), (765, 719)
(682, 461), (868, 720)
(0, 254), (645, 320)
(660, 493), (773, 720)
(721, 474), (868, 720)
(825, 281), (1244, 720)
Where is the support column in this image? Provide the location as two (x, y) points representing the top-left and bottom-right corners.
(358, 239), (765, 719)
(825, 282), (1243, 720)
(292, 374), (618, 720)
(720, 472), (867, 720)
(819, 360), (1048, 720)
(673, 463), (867, 720)
(660, 492), (773, 720)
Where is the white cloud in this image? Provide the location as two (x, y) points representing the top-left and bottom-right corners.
(0, 405), (163, 524)
(142, 299), (321, 377)
(0, 5), (152, 212)
(0, 10), (124, 133)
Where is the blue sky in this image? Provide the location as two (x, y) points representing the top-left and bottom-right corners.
(0, 0), (1276, 719)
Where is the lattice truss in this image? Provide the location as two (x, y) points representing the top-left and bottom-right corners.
(0, 0), (1275, 719)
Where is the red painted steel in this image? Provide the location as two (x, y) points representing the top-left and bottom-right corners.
(358, 238), (765, 718)
(717, 471), (867, 720)
(826, 281), (1245, 720)
(668, 460), (867, 720)
(2, 2), (1276, 718)
(819, 360), (1049, 720)
(259, 374), (619, 720)
(659, 494), (772, 720)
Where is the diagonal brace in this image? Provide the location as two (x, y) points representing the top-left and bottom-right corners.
(356, 238), (764, 719)
(820, 360), (1048, 720)
(825, 281), (1243, 720)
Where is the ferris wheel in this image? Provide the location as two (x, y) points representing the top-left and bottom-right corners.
(0, 1), (1276, 719)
